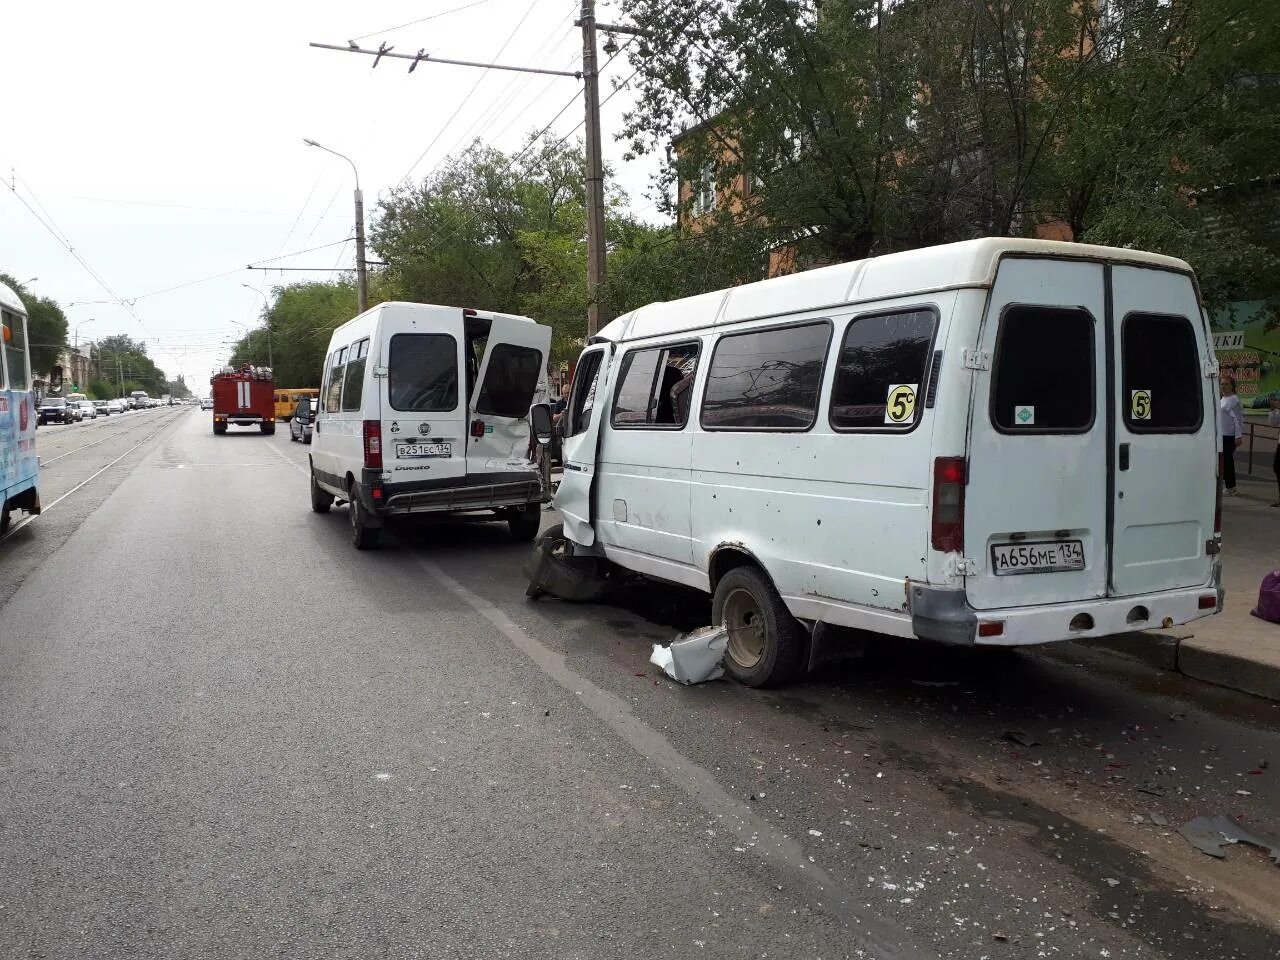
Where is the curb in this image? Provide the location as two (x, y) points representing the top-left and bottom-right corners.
(1050, 631), (1280, 704)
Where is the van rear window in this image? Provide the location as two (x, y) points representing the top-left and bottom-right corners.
(389, 333), (459, 412)
(1122, 313), (1202, 432)
(991, 306), (1095, 432)
(476, 343), (544, 418)
(701, 322), (830, 431)
(830, 308), (936, 430)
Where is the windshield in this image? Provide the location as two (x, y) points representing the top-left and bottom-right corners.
(44, 398), (66, 407)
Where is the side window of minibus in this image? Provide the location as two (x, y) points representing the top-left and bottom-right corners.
(319, 354), (333, 415)
(830, 307), (937, 430)
(611, 342), (700, 429)
(700, 322), (831, 430)
(326, 347), (347, 413)
(567, 350), (604, 438)
(342, 339), (369, 412)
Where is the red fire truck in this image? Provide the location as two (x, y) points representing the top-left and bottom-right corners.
(210, 365), (275, 435)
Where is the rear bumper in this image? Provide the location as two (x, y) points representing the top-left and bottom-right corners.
(362, 470), (547, 517)
(910, 566), (1224, 647)
(215, 413), (265, 425)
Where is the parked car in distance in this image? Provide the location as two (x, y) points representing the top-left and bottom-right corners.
(76, 400), (98, 420)
(38, 396), (73, 425)
(199, 397), (213, 410)
(106, 399), (125, 414)
(93, 400), (111, 417)
(289, 397), (318, 444)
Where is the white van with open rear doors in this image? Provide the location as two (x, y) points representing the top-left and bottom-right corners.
(531, 238), (1223, 687)
(310, 303), (552, 549)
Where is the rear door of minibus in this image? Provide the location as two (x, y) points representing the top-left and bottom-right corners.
(963, 258), (1214, 611)
(464, 311), (552, 476)
(379, 307), (469, 489)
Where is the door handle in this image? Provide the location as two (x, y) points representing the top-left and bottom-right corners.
(1118, 443), (1130, 471)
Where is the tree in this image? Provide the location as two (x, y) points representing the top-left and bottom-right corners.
(229, 279), (366, 387)
(93, 335), (169, 397)
(621, 0), (1280, 305)
(0, 273), (69, 376)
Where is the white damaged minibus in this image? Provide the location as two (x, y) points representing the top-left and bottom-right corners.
(536, 239), (1223, 686)
(310, 303), (552, 549)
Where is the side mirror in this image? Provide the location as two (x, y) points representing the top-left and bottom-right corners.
(530, 402), (553, 445)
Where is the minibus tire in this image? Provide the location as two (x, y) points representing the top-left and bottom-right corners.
(349, 489), (382, 550)
(712, 566), (804, 688)
(310, 471), (334, 514)
(507, 504), (542, 542)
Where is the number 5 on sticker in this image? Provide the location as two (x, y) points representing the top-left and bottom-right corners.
(885, 383), (918, 424)
(1130, 389), (1151, 421)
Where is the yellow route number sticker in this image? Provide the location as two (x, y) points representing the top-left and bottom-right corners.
(1130, 389), (1152, 421)
(885, 383), (918, 425)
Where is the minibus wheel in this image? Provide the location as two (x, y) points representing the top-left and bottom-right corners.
(310, 470), (333, 514)
(712, 566), (803, 688)
(507, 503), (542, 542)
(348, 485), (382, 550)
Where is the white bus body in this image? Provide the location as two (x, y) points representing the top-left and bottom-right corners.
(550, 238), (1222, 686)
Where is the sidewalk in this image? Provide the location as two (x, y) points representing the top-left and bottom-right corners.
(1076, 473), (1280, 701)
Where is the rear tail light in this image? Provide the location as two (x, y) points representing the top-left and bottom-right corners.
(470, 419), (485, 438)
(931, 456), (966, 552)
(977, 621), (1004, 638)
(363, 419), (382, 469)
(1198, 594), (1217, 610)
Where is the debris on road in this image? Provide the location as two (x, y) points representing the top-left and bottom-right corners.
(1002, 729), (1040, 748)
(1148, 812), (1170, 827)
(650, 625), (728, 685)
(1176, 815), (1280, 865)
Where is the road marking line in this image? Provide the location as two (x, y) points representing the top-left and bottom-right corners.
(413, 554), (926, 960)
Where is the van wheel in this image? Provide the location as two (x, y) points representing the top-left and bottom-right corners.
(349, 487), (382, 550)
(712, 566), (804, 688)
(507, 504), (542, 542)
(310, 471), (334, 514)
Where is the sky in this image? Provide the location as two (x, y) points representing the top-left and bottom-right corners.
(0, 0), (665, 393)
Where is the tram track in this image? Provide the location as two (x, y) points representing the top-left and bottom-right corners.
(1, 410), (187, 545)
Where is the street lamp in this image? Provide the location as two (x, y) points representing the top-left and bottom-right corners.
(303, 137), (368, 312)
(241, 283), (274, 368)
(74, 318), (95, 351)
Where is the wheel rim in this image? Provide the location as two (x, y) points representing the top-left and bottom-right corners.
(723, 586), (766, 669)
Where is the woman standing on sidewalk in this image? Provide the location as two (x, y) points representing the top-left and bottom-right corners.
(1270, 394), (1280, 507)
(1219, 374), (1245, 496)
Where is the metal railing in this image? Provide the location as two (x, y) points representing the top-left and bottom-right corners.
(1240, 417), (1280, 477)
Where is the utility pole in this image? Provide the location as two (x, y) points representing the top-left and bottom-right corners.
(303, 139), (368, 313)
(580, 0), (607, 338)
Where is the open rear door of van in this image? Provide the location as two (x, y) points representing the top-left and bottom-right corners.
(964, 258), (1111, 609)
(555, 344), (614, 546)
(1109, 266), (1216, 596)
(467, 314), (553, 469)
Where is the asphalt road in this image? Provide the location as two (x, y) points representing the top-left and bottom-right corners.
(1, 411), (1278, 959)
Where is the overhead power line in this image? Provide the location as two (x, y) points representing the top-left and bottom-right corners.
(349, 0), (495, 43)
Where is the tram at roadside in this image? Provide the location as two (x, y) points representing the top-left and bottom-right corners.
(0, 281), (40, 535)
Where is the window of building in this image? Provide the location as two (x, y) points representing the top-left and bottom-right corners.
(692, 161), (717, 216)
(701, 322), (831, 431)
(1122, 313), (1202, 433)
(476, 343), (544, 418)
(991, 306), (1095, 433)
(829, 307), (937, 431)
(341, 338), (369, 412)
(611, 343), (700, 429)
(388, 333), (458, 412)
(324, 347), (346, 413)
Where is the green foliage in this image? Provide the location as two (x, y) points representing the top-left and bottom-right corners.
(94, 334), (170, 396)
(228, 279), (364, 388)
(0, 272), (69, 376)
(622, 0), (1280, 304)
